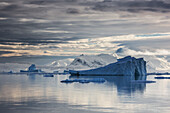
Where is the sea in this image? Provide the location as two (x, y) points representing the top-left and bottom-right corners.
(0, 74), (170, 113)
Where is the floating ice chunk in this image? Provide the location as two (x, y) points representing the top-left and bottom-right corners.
(61, 79), (74, 83)
(61, 78), (105, 84)
(43, 74), (54, 77)
(131, 80), (156, 83)
(155, 77), (170, 79)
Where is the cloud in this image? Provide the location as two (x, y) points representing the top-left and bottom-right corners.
(0, 2), (11, 6)
(1, 4), (20, 11)
(116, 47), (170, 56)
(26, 0), (78, 5)
(0, 17), (8, 20)
(119, 36), (170, 51)
(1, 0), (170, 58)
(91, 32), (170, 43)
(19, 18), (50, 23)
(1, 31), (170, 57)
(92, 0), (170, 13)
(66, 8), (80, 14)
(0, 51), (14, 55)
(33, 30), (74, 33)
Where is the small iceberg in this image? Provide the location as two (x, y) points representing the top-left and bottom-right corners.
(61, 79), (74, 83)
(20, 64), (41, 73)
(43, 74), (54, 77)
(155, 76), (170, 79)
(8, 71), (13, 74)
(60, 78), (105, 84)
(131, 80), (156, 83)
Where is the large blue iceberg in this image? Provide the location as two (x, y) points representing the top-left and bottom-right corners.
(69, 56), (147, 80)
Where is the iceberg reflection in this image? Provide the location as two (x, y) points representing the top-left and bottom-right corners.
(70, 75), (147, 95)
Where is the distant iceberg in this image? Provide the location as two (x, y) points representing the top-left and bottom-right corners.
(69, 56), (147, 80)
(20, 64), (42, 73)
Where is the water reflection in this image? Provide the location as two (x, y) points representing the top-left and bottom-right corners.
(27, 73), (36, 81)
(0, 74), (168, 113)
(70, 75), (146, 95)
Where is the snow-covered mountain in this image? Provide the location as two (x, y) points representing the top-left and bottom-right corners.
(144, 56), (170, 73)
(115, 48), (170, 73)
(48, 58), (74, 67)
(67, 54), (117, 70)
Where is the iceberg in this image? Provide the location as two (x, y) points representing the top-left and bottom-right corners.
(20, 64), (41, 73)
(69, 56), (147, 80)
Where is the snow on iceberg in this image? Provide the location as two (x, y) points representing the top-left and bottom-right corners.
(69, 56), (147, 80)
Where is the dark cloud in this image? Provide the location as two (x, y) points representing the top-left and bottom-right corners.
(0, 51), (14, 55)
(1, 4), (20, 11)
(66, 8), (79, 14)
(118, 37), (170, 50)
(25, 0), (78, 5)
(48, 46), (59, 49)
(92, 0), (170, 13)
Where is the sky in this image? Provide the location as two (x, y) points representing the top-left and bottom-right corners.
(0, 0), (170, 58)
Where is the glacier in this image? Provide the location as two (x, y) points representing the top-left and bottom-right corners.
(69, 56), (147, 80)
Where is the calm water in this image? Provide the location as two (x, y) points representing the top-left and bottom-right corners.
(0, 74), (170, 113)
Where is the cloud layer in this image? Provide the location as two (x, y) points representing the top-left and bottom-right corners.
(0, 0), (170, 57)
